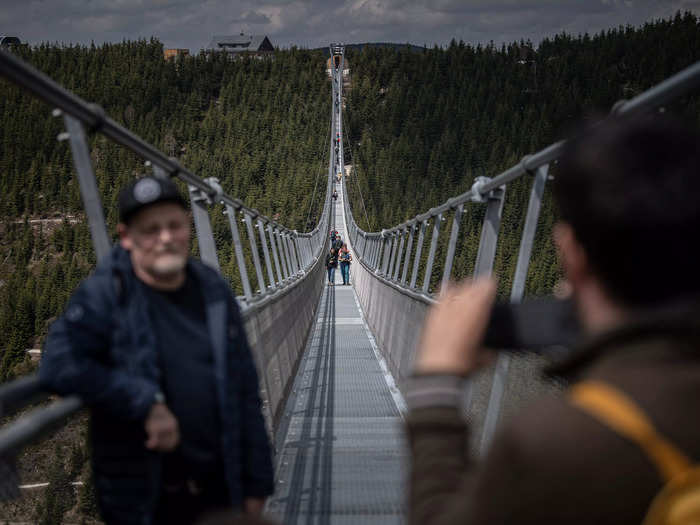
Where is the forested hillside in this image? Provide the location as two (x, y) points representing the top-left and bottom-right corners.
(0, 41), (330, 381)
(344, 12), (700, 296)
(1, 40), (331, 524)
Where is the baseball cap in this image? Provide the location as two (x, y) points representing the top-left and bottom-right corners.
(118, 176), (188, 223)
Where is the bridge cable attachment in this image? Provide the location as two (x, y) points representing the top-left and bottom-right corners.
(86, 103), (106, 131)
(203, 177), (224, 205)
(166, 156), (183, 179)
(611, 99), (628, 115)
(470, 176), (493, 203)
(519, 154), (535, 176)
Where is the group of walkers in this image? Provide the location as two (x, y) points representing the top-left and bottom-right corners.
(326, 229), (352, 285)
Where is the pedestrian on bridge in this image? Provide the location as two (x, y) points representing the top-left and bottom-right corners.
(333, 234), (343, 252)
(338, 243), (352, 285)
(39, 176), (274, 525)
(406, 114), (700, 524)
(326, 247), (338, 285)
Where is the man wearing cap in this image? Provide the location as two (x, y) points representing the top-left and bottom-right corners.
(40, 176), (274, 524)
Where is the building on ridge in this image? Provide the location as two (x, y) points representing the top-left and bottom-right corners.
(206, 33), (274, 58)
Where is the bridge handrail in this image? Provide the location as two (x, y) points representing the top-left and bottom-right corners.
(0, 47), (334, 469)
(341, 58), (700, 455)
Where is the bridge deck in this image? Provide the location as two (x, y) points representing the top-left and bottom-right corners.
(267, 185), (407, 524)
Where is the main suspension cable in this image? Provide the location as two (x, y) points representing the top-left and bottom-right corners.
(341, 108), (373, 231)
(305, 117), (332, 229)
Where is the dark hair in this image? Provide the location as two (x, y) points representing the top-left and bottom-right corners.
(554, 113), (700, 307)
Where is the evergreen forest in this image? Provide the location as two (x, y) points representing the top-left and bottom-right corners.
(344, 11), (700, 297)
(0, 41), (331, 381)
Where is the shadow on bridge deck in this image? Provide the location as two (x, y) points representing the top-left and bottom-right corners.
(266, 186), (407, 524)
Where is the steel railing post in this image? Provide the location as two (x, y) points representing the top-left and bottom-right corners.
(188, 185), (220, 272)
(381, 235), (392, 275)
(479, 165), (548, 455)
(410, 221), (427, 289)
(268, 225), (284, 283)
(388, 234), (397, 274)
(440, 204), (464, 296)
(401, 224), (415, 285)
(422, 214), (442, 293)
(282, 232), (293, 277)
(392, 229), (405, 280)
(297, 236), (305, 270)
(62, 114), (111, 260)
(473, 187), (506, 279)
(387, 234), (399, 279)
(463, 183), (506, 411)
(225, 205), (253, 300)
(291, 233), (302, 273)
(276, 229), (291, 280)
(375, 236), (382, 271)
(244, 214), (266, 294)
(290, 234), (300, 274)
(257, 219), (276, 288)
(283, 234), (296, 275)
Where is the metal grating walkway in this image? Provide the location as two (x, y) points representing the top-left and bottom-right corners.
(267, 185), (407, 524)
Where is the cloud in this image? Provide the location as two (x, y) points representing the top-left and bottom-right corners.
(3, 0), (699, 50)
(232, 10), (272, 25)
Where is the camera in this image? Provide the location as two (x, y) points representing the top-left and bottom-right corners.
(483, 298), (581, 354)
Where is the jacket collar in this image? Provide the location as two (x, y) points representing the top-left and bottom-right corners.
(104, 244), (230, 397)
(546, 302), (700, 380)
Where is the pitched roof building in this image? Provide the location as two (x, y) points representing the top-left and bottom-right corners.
(206, 34), (274, 55)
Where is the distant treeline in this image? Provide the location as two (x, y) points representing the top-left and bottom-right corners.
(344, 12), (700, 297)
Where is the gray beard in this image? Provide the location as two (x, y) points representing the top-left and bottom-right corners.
(149, 253), (187, 278)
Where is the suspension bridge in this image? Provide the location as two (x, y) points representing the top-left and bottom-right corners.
(1, 43), (700, 523)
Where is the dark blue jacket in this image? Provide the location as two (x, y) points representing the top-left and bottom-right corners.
(39, 246), (274, 524)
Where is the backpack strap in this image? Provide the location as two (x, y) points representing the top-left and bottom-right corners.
(569, 381), (691, 483)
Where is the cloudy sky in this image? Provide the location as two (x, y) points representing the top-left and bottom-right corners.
(2, 0), (699, 51)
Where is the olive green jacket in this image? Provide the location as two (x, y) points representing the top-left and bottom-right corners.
(406, 314), (700, 524)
